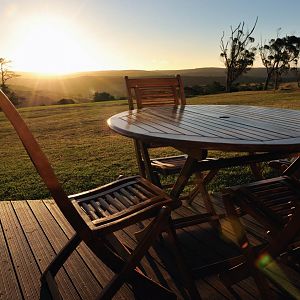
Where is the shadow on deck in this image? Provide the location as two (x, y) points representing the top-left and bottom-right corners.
(0, 194), (291, 299)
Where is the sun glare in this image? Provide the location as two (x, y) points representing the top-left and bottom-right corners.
(12, 15), (91, 75)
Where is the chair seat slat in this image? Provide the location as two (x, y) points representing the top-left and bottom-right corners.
(133, 183), (155, 198)
(90, 200), (109, 217)
(82, 203), (98, 220)
(113, 191), (133, 207)
(106, 194), (127, 211)
(120, 188), (140, 204)
(127, 186), (148, 201)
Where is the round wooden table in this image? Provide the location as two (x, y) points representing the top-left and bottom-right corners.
(108, 105), (300, 153)
(108, 105), (300, 199)
(108, 104), (300, 274)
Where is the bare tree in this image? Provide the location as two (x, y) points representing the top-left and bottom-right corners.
(0, 58), (21, 105)
(260, 35), (300, 90)
(0, 58), (19, 90)
(220, 18), (258, 92)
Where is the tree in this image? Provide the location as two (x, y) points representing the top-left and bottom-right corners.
(184, 85), (204, 97)
(57, 98), (76, 105)
(220, 18), (258, 92)
(291, 59), (300, 88)
(93, 91), (115, 101)
(206, 81), (226, 94)
(0, 58), (19, 90)
(0, 58), (21, 105)
(260, 35), (300, 90)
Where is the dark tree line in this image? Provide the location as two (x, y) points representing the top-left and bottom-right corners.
(184, 81), (225, 97)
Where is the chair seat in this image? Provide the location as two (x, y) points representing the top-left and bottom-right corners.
(268, 159), (294, 172)
(150, 155), (187, 175)
(70, 175), (179, 234)
(151, 155), (220, 176)
(225, 176), (300, 235)
(220, 157), (300, 298)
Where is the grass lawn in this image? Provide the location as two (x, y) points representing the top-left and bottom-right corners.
(1, 89), (300, 200)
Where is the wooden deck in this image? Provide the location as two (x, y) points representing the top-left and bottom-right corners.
(0, 195), (294, 299)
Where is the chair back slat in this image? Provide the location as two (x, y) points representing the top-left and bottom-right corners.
(125, 75), (186, 110)
(0, 90), (87, 232)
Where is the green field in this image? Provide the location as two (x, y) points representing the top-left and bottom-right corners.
(1, 89), (300, 200)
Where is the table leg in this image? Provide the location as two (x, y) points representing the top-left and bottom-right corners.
(170, 155), (200, 200)
(136, 140), (161, 186)
(248, 152), (263, 180)
(133, 139), (146, 178)
(170, 154), (220, 229)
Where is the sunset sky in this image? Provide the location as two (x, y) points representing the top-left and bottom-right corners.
(1, 0), (300, 74)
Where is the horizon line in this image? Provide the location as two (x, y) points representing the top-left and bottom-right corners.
(12, 66), (270, 77)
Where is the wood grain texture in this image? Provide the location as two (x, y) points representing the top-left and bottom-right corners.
(0, 198), (290, 299)
(108, 105), (300, 152)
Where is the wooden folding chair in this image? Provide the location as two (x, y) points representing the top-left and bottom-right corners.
(219, 157), (300, 299)
(0, 90), (201, 299)
(125, 75), (187, 185)
(268, 155), (299, 174)
(125, 75), (219, 210)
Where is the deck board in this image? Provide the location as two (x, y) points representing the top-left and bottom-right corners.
(0, 201), (42, 300)
(28, 200), (101, 300)
(0, 212), (23, 300)
(43, 199), (133, 300)
(0, 196), (295, 299)
(13, 201), (80, 300)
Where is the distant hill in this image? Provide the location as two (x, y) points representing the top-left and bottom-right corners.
(8, 67), (297, 106)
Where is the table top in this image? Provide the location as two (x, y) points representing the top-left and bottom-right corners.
(107, 105), (300, 152)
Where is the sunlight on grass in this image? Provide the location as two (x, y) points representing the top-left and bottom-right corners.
(0, 89), (300, 200)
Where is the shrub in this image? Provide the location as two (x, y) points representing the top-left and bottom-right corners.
(57, 98), (76, 105)
(94, 92), (115, 101)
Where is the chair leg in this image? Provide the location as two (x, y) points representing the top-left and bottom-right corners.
(187, 168), (219, 205)
(88, 239), (176, 299)
(250, 163), (263, 180)
(165, 218), (201, 299)
(187, 171), (219, 229)
(248, 152), (263, 180)
(133, 139), (146, 178)
(221, 193), (273, 299)
(95, 206), (177, 300)
(41, 233), (82, 299)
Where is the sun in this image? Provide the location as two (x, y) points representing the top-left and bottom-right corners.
(12, 15), (90, 75)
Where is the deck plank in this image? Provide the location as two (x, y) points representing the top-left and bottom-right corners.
(28, 200), (101, 300)
(12, 201), (80, 300)
(0, 201), (41, 300)
(0, 197), (298, 299)
(43, 199), (134, 300)
(0, 207), (23, 300)
(114, 221), (187, 296)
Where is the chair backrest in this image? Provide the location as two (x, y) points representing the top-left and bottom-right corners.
(0, 90), (87, 233)
(125, 75), (186, 110)
(265, 158), (300, 257)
